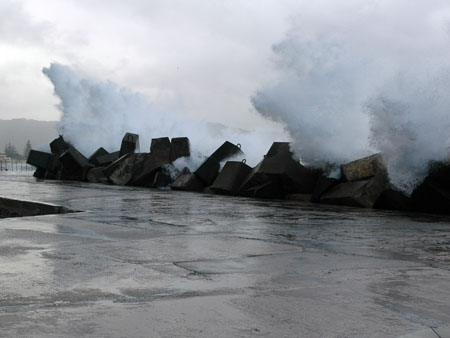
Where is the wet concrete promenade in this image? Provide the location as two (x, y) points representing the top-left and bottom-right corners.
(1, 173), (450, 337)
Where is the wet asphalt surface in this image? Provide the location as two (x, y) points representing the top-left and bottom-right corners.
(0, 172), (450, 338)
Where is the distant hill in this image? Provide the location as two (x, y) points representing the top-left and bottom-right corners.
(0, 119), (58, 154)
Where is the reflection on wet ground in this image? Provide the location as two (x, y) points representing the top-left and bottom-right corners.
(0, 172), (450, 337)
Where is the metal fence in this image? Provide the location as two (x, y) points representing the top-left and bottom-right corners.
(0, 160), (34, 172)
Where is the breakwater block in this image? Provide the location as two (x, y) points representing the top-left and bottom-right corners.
(119, 132), (139, 157)
(195, 141), (243, 186)
(60, 145), (93, 181)
(27, 150), (52, 170)
(240, 142), (318, 198)
(320, 175), (387, 208)
(88, 147), (109, 166)
(172, 168), (205, 192)
(340, 153), (387, 182)
(170, 137), (190, 162)
(411, 161), (450, 214)
(211, 160), (251, 195)
(87, 167), (109, 184)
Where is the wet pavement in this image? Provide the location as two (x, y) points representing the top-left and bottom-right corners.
(1, 172), (450, 337)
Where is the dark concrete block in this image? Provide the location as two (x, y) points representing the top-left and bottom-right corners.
(87, 167), (109, 184)
(211, 161), (252, 195)
(311, 176), (340, 203)
(150, 137), (171, 163)
(170, 137), (190, 162)
(59, 146), (93, 181)
(50, 135), (70, 155)
(105, 153), (147, 186)
(88, 147), (109, 166)
(374, 189), (411, 211)
(129, 150), (172, 187)
(96, 151), (120, 167)
(239, 142), (318, 198)
(195, 141), (243, 185)
(172, 173), (205, 192)
(119, 132), (139, 157)
(320, 175), (387, 208)
(27, 150), (52, 169)
(152, 165), (178, 188)
(45, 155), (62, 180)
(411, 178), (450, 214)
(340, 153), (387, 182)
(33, 167), (46, 179)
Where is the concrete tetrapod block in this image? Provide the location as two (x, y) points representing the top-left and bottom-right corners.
(195, 141), (243, 185)
(88, 147), (109, 166)
(340, 153), (387, 182)
(129, 151), (172, 187)
(320, 175), (387, 208)
(87, 167), (109, 184)
(211, 161), (252, 195)
(96, 151), (120, 167)
(150, 137), (171, 163)
(26, 150), (52, 170)
(59, 145), (93, 181)
(119, 132), (139, 157)
(410, 161), (450, 214)
(410, 178), (450, 214)
(172, 172), (205, 192)
(374, 189), (411, 211)
(170, 137), (190, 162)
(152, 164), (178, 188)
(50, 135), (69, 155)
(44, 155), (62, 180)
(311, 176), (340, 203)
(105, 153), (147, 186)
(239, 142), (318, 199)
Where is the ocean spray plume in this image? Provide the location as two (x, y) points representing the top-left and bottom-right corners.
(252, 1), (450, 191)
(43, 63), (286, 169)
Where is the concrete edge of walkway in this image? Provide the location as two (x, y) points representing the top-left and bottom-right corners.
(398, 325), (449, 338)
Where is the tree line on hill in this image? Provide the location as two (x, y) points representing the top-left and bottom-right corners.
(3, 140), (32, 160)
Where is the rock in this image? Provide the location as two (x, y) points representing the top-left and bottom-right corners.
(59, 145), (93, 181)
(87, 167), (109, 184)
(96, 151), (120, 167)
(374, 189), (411, 211)
(50, 135), (69, 155)
(340, 153), (387, 182)
(172, 172), (205, 192)
(311, 176), (340, 203)
(320, 175), (387, 208)
(170, 137), (190, 162)
(26, 150), (52, 170)
(119, 132), (139, 157)
(239, 142), (318, 199)
(88, 147), (109, 166)
(195, 141), (243, 185)
(211, 160), (251, 195)
(105, 153), (147, 186)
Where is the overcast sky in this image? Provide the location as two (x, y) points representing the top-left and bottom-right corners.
(0, 0), (303, 129)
